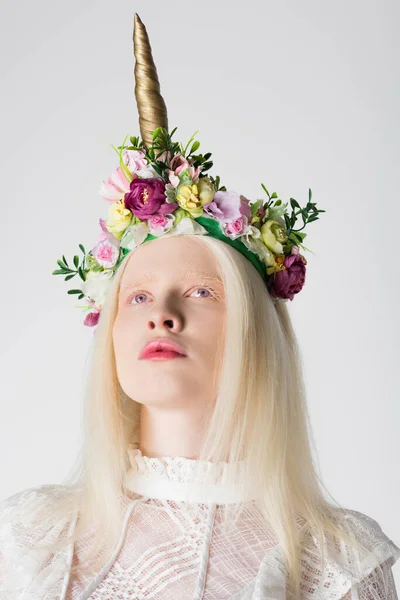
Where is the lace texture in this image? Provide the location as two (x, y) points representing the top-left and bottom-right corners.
(0, 451), (399, 599)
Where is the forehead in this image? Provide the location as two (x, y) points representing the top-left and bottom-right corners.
(120, 235), (222, 288)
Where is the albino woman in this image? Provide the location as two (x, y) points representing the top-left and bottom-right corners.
(0, 13), (399, 600)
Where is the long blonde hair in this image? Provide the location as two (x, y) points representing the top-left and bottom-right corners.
(11, 235), (368, 597)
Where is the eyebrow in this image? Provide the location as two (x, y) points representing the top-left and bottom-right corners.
(120, 270), (224, 293)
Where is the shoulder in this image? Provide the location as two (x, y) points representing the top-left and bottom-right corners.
(0, 482), (79, 528)
(0, 483), (79, 596)
(299, 507), (400, 599)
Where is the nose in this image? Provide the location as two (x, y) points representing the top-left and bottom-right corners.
(147, 306), (184, 332)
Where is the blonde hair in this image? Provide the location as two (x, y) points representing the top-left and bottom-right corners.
(13, 235), (368, 597)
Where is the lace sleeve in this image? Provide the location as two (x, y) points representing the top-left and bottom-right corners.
(0, 484), (78, 600)
(340, 558), (398, 599)
(297, 509), (400, 600)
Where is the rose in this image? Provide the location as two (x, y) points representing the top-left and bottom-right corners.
(197, 177), (215, 204)
(124, 178), (178, 220)
(91, 238), (120, 268)
(105, 200), (132, 239)
(148, 214), (175, 236)
(99, 167), (131, 202)
(260, 219), (287, 254)
(203, 191), (251, 224)
(268, 248), (307, 300)
(224, 216), (249, 239)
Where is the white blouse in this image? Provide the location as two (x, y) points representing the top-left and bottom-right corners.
(0, 448), (399, 600)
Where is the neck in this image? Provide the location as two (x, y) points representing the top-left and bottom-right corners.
(138, 404), (209, 459)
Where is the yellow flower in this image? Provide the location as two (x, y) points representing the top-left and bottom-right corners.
(197, 177), (215, 204)
(105, 200), (132, 239)
(263, 252), (286, 276)
(260, 219), (287, 254)
(176, 184), (204, 218)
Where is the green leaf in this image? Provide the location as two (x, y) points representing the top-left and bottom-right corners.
(65, 273), (75, 281)
(309, 188), (312, 202)
(62, 255), (69, 267)
(73, 255), (79, 268)
(78, 267), (86, 281)
(190, 141), (200, 154)
(290, 198), (300, 209)
(79, 244), (85, 254)
(52, 269), (65, 275)
(57, 259), (66, 269)
(261, 184), (269, 196)
(284, 214), (291, 229)
(152, 127), (161, 139)
(67, 289), (83, 295)
(271, 192), (278, 199)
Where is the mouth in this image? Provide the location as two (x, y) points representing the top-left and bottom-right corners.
(141, 349), (187, 361)
(139, 338), (188, 360)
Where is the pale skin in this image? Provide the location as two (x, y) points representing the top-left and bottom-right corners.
(113, 235), (226, 459)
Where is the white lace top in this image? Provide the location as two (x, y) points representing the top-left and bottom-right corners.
(0, 448), (399, 600)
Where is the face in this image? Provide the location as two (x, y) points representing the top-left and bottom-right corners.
(113, 235), (226, 412)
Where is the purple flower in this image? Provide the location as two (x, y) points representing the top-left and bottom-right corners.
(124, 178), (178, 220)
(84, 310), (100, 327)
(203, 191), (251, 224)
(268, 249), (307, 300)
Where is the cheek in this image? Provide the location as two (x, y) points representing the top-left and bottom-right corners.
(113, 313), (137, 362)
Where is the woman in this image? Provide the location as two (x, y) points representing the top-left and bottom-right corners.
(0, 13), (399, 600)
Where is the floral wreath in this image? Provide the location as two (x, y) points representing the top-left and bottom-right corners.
(53, 127), (325, 327)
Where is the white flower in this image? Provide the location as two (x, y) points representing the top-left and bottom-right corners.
(120, 221), (149, 251)
(81, 270), (114, 307)
(136, 165), (159, 179)
(161, 216), (208, 238)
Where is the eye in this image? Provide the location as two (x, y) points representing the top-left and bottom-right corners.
(128, 292), (149, 305)
(127, 285), (217, 305)
(191, 287), (213, 298)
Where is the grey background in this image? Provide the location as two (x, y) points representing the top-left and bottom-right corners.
(0, 0), (398, 586)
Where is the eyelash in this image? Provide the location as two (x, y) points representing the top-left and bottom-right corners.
(126, 284), (218, 305)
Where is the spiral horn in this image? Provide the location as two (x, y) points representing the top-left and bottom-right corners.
(133, 13), (168, 148)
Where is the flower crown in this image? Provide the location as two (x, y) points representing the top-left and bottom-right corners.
(52, 127), (325, 327)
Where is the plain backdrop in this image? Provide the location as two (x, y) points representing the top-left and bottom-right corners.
(0, 0), (399, 587)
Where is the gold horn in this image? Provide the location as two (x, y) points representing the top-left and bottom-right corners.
(133, 13), (168, 148)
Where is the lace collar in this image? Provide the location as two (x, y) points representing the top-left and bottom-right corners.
(124, 447), (259, 505)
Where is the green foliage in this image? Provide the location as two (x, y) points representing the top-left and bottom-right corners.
(52, 243), (87, 296)
(260, 184), (325, 243)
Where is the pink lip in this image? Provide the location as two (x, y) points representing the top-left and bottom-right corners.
(139, 338), (188, 360)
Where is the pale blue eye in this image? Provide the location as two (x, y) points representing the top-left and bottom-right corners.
(195, 288), (211, 298)
(131, 293), (148, 304)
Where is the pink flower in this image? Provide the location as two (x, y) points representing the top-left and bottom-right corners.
(168, 154), (202, 188)
(99, 167), (132, 202)
(84, 310), (100, 327)
(91, 238), (120, 268)
(223, 215), (248, 239)
(268, 248), (307, 300)
(204, 191), (251, 224)
(148, 214), (175, 236)
(124, 178), (178, 220)
(122, 149), (148, 174)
